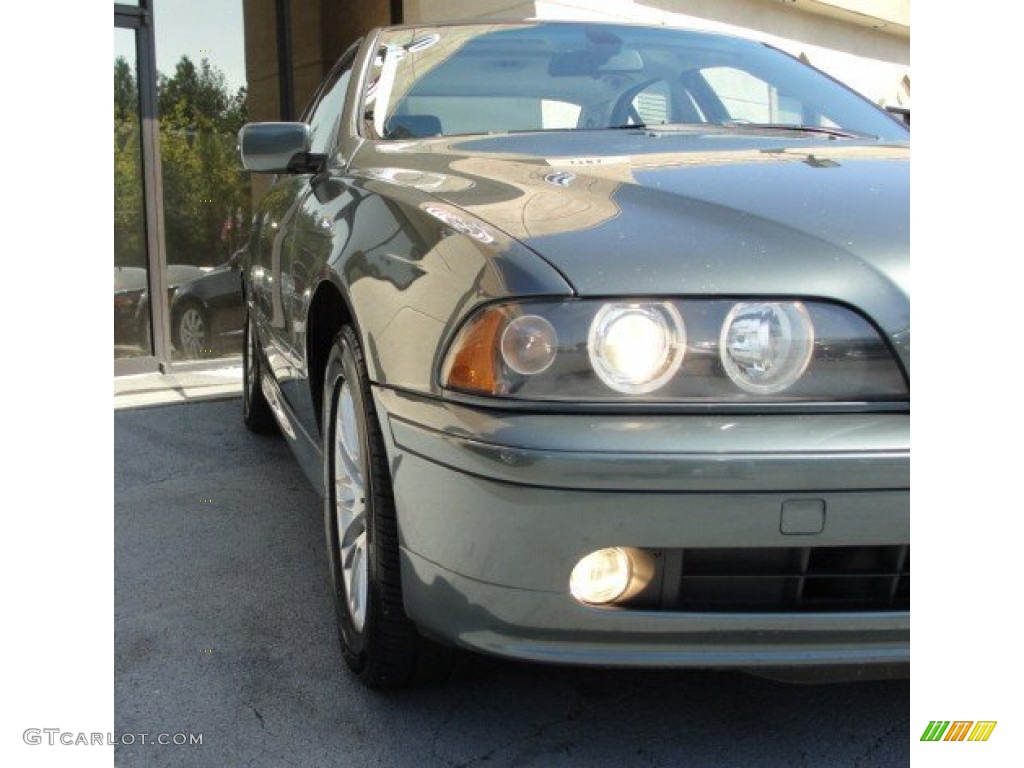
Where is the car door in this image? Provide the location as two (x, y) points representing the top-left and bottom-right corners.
(277, 48), (360, 436)
(249, 170), (307, 391)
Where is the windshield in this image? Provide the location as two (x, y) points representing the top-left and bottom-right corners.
(362, 23), (907, 142)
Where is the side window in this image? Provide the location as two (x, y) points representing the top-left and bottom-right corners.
(701, 66), (803, 125)
(541, 99), (582, 130)
(627, 80), (701, 126)
(306, 57), (355, 155)
(631, 80), (671, 125)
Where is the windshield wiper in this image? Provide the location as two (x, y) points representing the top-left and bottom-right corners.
(717, 121), (876, 140)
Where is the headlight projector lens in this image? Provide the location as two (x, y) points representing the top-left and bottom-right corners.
(719, 301), (815, 394)
(587, 302), (686, 394)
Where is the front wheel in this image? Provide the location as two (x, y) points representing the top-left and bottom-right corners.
(324, 325), (455, 688)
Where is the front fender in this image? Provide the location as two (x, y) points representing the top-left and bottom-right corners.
(327, 179), (574, 392)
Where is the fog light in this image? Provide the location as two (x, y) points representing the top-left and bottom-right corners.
(570, 547), (654, 605)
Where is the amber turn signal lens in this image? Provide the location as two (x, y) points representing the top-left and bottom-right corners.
(442, 306), (509, 394)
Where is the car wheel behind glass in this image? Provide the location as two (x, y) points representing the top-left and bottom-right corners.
(324, 325), (457, 688)
(242, 307), (278, 434)
(176, 303), (209, 359)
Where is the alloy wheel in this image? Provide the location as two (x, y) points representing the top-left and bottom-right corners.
(334, 381), (368, 632)
(179, 307), (206, 358)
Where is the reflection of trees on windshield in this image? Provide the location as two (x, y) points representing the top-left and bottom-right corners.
(113, 55), (252, 270)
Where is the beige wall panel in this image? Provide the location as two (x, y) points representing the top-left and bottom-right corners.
(292, 62), (329, 115)
(243, 0), (279, 84)
(808, 0), (909, 31)
(243, 0), (286, 124)
(404, 0), (538, 22)
(323, 0), (392, 58)
(291, 0), (326, 68)
(247, 74), (281, 122)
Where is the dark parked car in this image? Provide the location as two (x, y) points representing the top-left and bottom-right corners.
(114, 263), (205, 356)
(170, 251), (245, 359)
(114, 266), (149, 354)
(239, 21), (910, 688)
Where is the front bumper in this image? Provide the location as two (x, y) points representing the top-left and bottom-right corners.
(373, 387), (909, 668)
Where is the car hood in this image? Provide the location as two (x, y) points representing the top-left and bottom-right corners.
(359, 131), (909, 368)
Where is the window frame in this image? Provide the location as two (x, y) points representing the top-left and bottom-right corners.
(301, 41), (362, 158)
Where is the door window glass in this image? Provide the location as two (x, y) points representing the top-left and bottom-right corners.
(307, 60), (354, 155)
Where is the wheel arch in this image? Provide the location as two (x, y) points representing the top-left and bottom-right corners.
(307, 277), (356, 436)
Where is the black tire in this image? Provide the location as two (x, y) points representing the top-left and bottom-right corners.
(242, 306), (278, 434)
(324, 325), (456, 688)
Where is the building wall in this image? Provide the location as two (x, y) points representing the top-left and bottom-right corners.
(243, 0), (393, 126)
(242, 0), (282, 126)
(806, 0), (909, 30)
(404, 0), (538, 20)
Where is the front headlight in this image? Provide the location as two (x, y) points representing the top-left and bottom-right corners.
(719, 301), (814, 395)
(440, 298), (907, 403)
(587, 302), (686, 394)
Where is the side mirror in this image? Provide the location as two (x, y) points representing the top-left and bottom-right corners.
(228, 249), (244, 270)
(238, 122), (324, 173)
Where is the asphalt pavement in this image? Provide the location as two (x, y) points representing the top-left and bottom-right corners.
(115, 398), (909, 767)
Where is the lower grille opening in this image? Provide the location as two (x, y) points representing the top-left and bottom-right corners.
(640, 545), (909, 612)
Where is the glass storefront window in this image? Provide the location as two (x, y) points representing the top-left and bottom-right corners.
(114, 27), (152, 359)
(156, 0), (251, 362)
